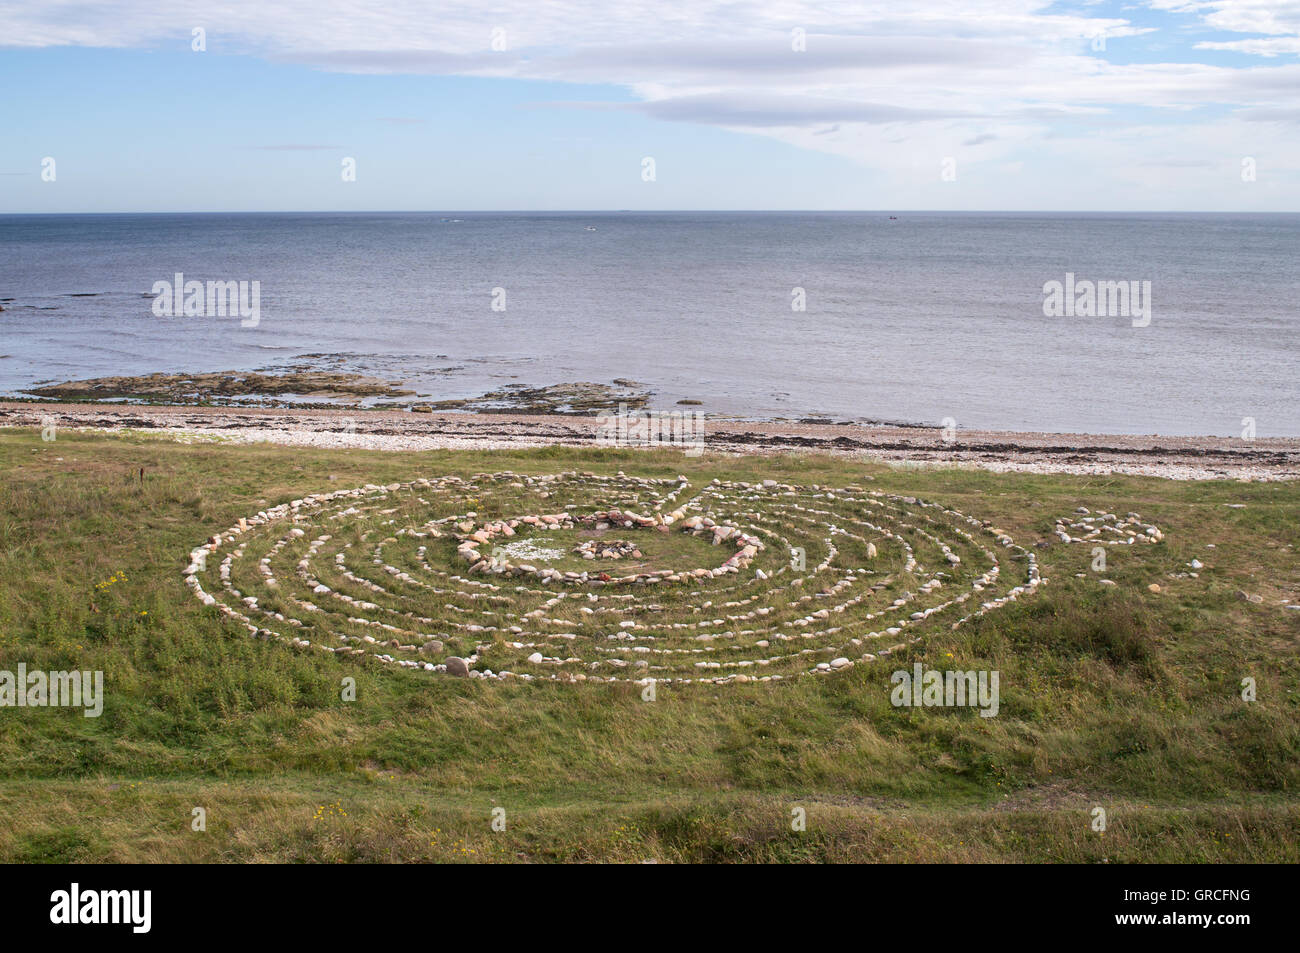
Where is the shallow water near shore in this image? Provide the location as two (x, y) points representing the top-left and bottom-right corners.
(1, 211), (1297, 436)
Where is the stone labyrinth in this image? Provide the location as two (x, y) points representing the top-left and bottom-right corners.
(184, 472), (1043, 685)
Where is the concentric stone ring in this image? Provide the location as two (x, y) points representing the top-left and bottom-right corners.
(182, 471), (1042, 685)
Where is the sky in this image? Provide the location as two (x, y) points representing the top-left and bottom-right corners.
(1, 0), (1299, 212)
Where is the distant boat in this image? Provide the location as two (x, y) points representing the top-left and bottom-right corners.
(585, 226), (597, 231)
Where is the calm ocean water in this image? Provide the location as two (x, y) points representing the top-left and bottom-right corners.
(1, 211), (1296, 436)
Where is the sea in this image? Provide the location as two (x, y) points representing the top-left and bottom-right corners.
(1, 211), (1296, 436)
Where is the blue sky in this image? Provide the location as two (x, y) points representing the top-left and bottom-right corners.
(2, 0), (1298, 211)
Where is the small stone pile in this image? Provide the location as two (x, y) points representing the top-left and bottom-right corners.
(1053, 507), (1163, 545)
(575, 539), (641, 560)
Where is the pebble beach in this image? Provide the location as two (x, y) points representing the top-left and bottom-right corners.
(4, 401), (1296, 482)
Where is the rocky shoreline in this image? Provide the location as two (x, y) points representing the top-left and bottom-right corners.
(17, 372), (652, 414)
(2, 400), (1297, 481)
(24, 370), (417, 403)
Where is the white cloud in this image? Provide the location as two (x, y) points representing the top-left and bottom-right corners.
(1152, 1), (1300, 57)
(2, 0), (1297, 205)
(1196, 36), (1300, 54)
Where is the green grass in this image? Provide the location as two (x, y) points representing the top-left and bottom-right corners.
(0, 428), (1296, 862)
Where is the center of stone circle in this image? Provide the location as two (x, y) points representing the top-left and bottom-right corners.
(574, 538), (641, 560)
(453, 507), (765, 583)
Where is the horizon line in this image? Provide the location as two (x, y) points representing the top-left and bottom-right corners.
(3, 208), (1299, 216)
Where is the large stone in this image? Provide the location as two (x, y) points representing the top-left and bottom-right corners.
(445, 657), (471, 677)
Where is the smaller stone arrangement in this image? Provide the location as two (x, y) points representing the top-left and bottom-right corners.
(1053, 507), (1163, 545)
(575, 539), (641, 560)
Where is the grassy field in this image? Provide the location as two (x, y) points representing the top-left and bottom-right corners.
(0, 427), (1296, 863)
